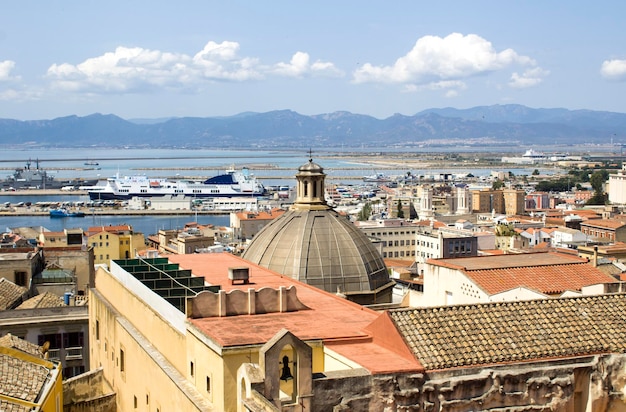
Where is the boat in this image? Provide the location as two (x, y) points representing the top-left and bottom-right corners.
(80, 166), (266, 200)
(84, 160), (99, 166)
(1, 159), (99, 190)
(50, 208), (85, 218)
(501, 149), (548, 164)
(363, 173), (393, 183)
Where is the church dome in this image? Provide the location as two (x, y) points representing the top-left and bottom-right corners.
(242, 158), (393, 304)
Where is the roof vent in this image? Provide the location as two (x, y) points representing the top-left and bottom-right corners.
(228, 266), (249, 285)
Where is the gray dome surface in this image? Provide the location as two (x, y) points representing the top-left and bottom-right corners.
(242, 208), (391, 295)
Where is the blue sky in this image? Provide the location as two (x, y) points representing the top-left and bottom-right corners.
(1, 1), (626, 120)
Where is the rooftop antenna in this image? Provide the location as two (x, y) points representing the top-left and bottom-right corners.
(308, 148), (313, 162)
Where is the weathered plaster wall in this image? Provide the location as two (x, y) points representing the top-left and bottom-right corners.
(310, 355), (626, 411)
(63, 368), (116, 412)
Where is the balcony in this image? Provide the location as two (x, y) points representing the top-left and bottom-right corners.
(47, 348), (61, 361)
(65, 346), (84, 360)
(46, 347), (83, 361)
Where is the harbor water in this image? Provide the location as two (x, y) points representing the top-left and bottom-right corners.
(0, 147), (561, 235)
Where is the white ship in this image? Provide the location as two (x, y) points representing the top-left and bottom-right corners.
(501, 148), (548, 164)
(81, 167), (266, 200)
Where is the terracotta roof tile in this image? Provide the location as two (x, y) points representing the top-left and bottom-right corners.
(0, 334), (42, 357)
(390, 294), (626, 370)
(384, 258), (415, 268)
(86, 225), (133, 236)
(428, 252), (616, 295)
(465, 264), (615, 295)
(428, 251), (586, 271)
(16, 292), (64, 309)
(581, 219), (626, 230)
(235, 208), (285, 220)
(0, 278), (27, 310)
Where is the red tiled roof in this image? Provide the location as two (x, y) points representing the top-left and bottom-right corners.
(414, 220), (446, 229)
(86, 225), (133, 235)
(466, 263), (615, 295)
(581, 219), (626, 230)
(427, 252), (616, 295)
(41, 231), (65, 237)
(390, 294), (626, 370)
(384, 258), (414, 268)
(235, 208), (285, 220)
(478, 249), (505, 255)
(168, 253), (423, 374)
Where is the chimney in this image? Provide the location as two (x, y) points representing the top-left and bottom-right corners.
(592, 246), (598, 268)
(228, 266), (250, 285)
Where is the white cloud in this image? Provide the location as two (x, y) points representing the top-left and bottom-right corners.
(601, 59), (626, 81)
(45, 41), (341, 94)
(0, 60), (21, 82)
(509, 67), (549, 88)
(403, 80), (466, 94)
(272, 51), (343, 78)
(353, 33), (543, 93)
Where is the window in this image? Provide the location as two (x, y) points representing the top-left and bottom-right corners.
(120, 348), (125, 372)
(133, 396), (137, 409)
(206, 376), (211, 393)
(95, 320), (100, 341)
(14, 271), (26, 287)
(190, 361), (194, 377)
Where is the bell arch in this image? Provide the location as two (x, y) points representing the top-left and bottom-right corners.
(259, 329), (312, 410)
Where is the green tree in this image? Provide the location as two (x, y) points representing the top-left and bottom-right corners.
(589, 170), (609, 193)
(532, 169), (540, 176)
(587, 169), (609, 205)
(357, 202), (372, 221)
(492, 179), (504, 190)
(396, 199), (404, 219)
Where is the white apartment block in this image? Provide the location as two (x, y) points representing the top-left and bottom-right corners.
(355, 219), (417, 259)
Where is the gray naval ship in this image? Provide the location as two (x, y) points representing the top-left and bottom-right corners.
(1, 159), (98, 190)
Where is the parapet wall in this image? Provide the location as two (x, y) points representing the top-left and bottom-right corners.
(187, 285), (309, 318)
(63, 368), (116, 412)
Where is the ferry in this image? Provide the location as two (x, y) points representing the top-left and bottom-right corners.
(80, 167), (266, 200)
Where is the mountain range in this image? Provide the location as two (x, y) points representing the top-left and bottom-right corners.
(1, 104), (625, 148)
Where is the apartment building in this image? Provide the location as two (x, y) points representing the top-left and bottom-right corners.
(86, 225), (146, 265)
(354, 218), (418, 259)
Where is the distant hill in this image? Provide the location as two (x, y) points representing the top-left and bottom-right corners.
(1, 104), (625, 148)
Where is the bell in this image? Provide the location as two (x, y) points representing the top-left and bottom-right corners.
(280, 355), (293, 381)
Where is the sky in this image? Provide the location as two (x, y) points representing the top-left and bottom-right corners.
(2, 1), (626, 120)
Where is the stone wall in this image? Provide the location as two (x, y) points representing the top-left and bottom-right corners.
(309, 355), (626, 411)
(63, 368), (116, 412)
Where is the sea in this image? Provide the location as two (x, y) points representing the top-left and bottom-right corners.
(0, 145), (589, 235)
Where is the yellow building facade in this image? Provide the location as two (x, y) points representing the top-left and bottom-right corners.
(89, 255), (407, 411)
(87, 225), (146, 265)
